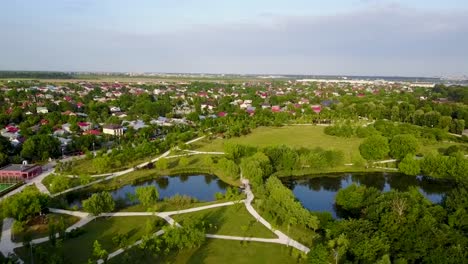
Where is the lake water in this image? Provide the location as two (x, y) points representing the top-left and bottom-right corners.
(282, 172), (454, 218)
(68, 174), (228, 207)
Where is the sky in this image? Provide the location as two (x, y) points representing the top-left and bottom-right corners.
(1, 0), (467, 77)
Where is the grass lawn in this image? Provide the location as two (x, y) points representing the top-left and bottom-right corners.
(109, 238), (306, 264)
(172, 204), (277, 238)
(0, 184), (14, 192)
(12, 214), (80, 243)
(15, 216), (166, 264)
(67, 155), (154, 175)
(418, 141), (468, 156)
(194, 126), (363, 163)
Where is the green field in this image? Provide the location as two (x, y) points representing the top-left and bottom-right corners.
(15, 216), (166, 264)
(194, 126), (364, 163)
(0, 183), (14, 192)
(194, 125), (467, 162)
(109, 239), (305, 264)
(172, 204), (277, 238)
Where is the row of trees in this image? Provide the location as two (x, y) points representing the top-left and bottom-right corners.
(359, 134), (419, 161)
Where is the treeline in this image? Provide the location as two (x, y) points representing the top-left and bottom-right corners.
(308, 183), (468, 263)
(220, 143), (345, 185)
(325, 120), (465, 142)
(0, 71), (75, 79)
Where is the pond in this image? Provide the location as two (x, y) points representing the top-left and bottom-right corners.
(68, 174), (228, 207)
(282, 172), (454, 218)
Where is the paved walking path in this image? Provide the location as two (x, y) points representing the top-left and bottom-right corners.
(0, 218), (16, 257)
(0, 135), (312, 261)
(243, 181), (310, 253)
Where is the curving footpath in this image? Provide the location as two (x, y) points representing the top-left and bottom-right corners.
(0, 134), (312, 262)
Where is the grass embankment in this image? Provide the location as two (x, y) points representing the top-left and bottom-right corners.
(109, 239), (305, 264)
(12, 214), (80, 242)
(172, 204), (276, 238)
(15, 216), (166, 264)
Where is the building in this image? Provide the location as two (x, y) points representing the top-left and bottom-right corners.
(103, 124), (124, 136)
(78, 122), (92, 131)
(36, 107), (48, 114)
(0, 164), (43, 182)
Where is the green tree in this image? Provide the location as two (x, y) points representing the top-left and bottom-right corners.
(2, 186), (49, 221)
(328, 234), (349, 264)
(335, 184), (369, 215)
(92, 240), (109, 263)
(48, 222), (57, 247)
(82, 192), (115, 216)
(21, 134), (61, 161)
(359, 135), (389, 161)
(49, 175), (71, 193)
(389, 134), (419, 160)
(307, 243), (330, 264)
(398, 154), (420, 176)
(135, 185), (159, 208)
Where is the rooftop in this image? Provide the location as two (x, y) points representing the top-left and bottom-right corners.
(0, 164), (41, 172)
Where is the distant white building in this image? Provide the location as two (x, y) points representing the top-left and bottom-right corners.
(36, 107), (48, 114)
(103, 124), (124, 137)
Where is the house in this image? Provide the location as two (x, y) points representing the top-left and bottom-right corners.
(36, 107), (48, 114)
(113, 112), (128, 119)
(78, 122), (91, 131)
(110, 106), (121, 113)
(103, 124), (124, 137)
(83, 129), (101, 136)
(0, 163), (43, 181)
(311, 105), (322, 114)
(123, 120), (147, 130)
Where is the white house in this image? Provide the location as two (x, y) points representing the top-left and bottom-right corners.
(36, 107), (48, 114)
(103, 124), (124, 137)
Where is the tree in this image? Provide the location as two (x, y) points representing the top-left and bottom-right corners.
(92, 240), (109, 263)
(328, 234), (349, 264)
(21, 134), (61, 161)
(0, 152), (7, 166)
(49, 175), (71, 193)
(359, 135), (389, 161)
(82, 192), (115, 216)
(135, 185), (159, 208)
(156, 158), (168, 170)
(2, 186), (49, 221)
(335, 184), (369, 215)
(389, 134), (419, 160)
(48, 222), (57, 247)
(307, 243), (330, 264)
(398, 154), (420, 176)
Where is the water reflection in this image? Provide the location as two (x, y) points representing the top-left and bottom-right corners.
(282, 172), (453, 218)
(68, 174), (227, 207)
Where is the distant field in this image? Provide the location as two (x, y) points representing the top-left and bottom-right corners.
(194, 126), (364, 163)
(193, 125), (467, 163)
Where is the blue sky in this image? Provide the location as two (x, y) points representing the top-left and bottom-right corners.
(1, 0), (467, 76)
